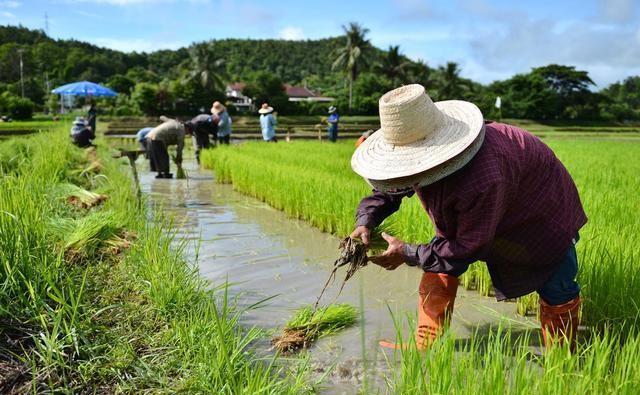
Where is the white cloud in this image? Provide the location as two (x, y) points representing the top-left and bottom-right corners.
(0, 1), (20, 8)
(1, 11), (15, 18)
(467, 17), (640, 86)
(279, 26), (305, 40)
(93, 37), (187, 52)
(599, 0), (637, 23)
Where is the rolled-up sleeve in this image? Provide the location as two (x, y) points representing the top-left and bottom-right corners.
(355, 189), (413, 229)
(402, 182), (507, 273)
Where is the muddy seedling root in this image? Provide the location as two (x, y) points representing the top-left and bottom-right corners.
(313, 237), (368, 310)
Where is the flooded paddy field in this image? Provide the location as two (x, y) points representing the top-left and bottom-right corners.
(140, 159), (535, 392)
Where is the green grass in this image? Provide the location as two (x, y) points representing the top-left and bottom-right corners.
(0, 119), (59, 135)
(0, 128), (312, 393)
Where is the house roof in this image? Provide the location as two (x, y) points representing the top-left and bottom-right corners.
(284, 84), (317, 98)
(227, 82), (246, 92)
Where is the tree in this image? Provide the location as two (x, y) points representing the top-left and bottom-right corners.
(332, 22), (372, 113)
(434, 62), (468, 100)
(243, 71), (288, 111)
(406, 59), (432, 89)
(182, 43), (227, 96)
(107, 74), (135, 95)
(375, 45), (411, 87)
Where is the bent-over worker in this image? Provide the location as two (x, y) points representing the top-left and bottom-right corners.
(350, 84), (586, 351)
(185, 113), (218, 164)
(146, 116), (187, 179)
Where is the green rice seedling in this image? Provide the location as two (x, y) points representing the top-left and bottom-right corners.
(49, 209), (130, 260)
(272, 303), (357, 353)
(54, 182), (108, 208)
(202, 139), (640, 331)
(171, 154), (187, 179)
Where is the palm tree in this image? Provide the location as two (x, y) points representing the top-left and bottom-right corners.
(436, 62), (468, 99)
(183, 43), (227, 94)
(332, 22), (372, 112)
(376, 45), (412, 87)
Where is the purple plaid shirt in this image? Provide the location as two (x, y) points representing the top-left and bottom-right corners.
(355, 122), (587, 300)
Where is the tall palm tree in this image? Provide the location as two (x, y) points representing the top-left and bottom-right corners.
(436, 62), (468, 99)
(332, 22), (372, 112)
(376, 45), (412, 87)
(183, 43), (227, 94)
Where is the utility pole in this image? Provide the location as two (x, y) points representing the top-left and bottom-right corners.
(18, 48), (25, 98)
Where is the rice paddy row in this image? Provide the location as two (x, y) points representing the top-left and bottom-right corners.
(0, 128), (311, 393)
(201, 137), (640, 392)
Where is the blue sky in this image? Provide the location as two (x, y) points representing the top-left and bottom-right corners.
(1, 0), (639, 87)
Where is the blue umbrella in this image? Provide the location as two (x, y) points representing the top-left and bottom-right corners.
(52, 81), (117, 97)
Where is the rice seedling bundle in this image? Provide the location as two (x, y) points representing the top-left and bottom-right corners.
(55, 183), (108, 208)
(272, 303), (357, 353)
(49, 210), (130, 260)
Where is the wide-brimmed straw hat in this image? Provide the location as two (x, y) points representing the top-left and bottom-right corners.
(351, 84), (484, 192)
(211, 101), (226, 114)
(73, 116), (87, 126)
(328, 105), (337, 114)
(258, 103), (274, 114)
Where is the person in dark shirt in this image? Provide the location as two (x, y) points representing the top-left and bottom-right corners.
(70, 117), (95, 148)
(87, 104), (97, 134)
(185, 113), (218, 164)
(350, 85), (585, 351)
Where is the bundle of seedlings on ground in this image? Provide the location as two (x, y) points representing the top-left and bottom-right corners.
(55, 183), (108, 208)
(272, 304), (357, 353)
(49, 210), (133, 261)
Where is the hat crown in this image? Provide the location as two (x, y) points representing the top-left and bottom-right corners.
(379, 84), (445, 145)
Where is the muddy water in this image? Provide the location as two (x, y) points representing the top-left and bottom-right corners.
(139, 159), (536, 393)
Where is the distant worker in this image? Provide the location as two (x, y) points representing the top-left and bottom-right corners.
(136, 126), (155, 171)
(70, 116), (95, 148)
(87, 104), (98, 134)
(355, 130), (373, 148)
(146, 116), (188, 179)
(212, 101), (232, 145)
(258, 103), (278, 143)
(185, 113), (219, 164)
(350, 85), (586, 351)
(327, 105), (339, 142)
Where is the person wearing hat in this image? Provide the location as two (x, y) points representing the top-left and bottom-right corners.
(185, 113), (219, 164)
(327, 105), (339, 142)
(350, 84), (586, 351)
(70, 116), (95, 148)
(136, 126), (155, 171)
(258, 103), (278, 143)
(211, 101), (232, 145)
(145, 116), (189, 179)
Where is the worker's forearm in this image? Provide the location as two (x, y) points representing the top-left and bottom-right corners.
(402, 238), (477, 274)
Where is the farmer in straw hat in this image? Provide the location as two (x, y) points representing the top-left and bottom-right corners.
(211, 101), (232, 145)
(258, 103), (278, 143)
(350, 84), (586, 350)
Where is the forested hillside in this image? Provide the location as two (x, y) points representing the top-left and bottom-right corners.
(0, 24), (638, 121)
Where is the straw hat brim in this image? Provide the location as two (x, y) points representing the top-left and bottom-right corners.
(351, 100), (483, 181)
(365, 125), (485, 193)
(258, 107), (274, 114)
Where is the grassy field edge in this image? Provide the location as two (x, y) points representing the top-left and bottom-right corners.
(0, 128), (310, 393)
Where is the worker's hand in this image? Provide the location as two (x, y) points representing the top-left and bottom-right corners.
(350, 225), (371, 246)
(369, 232), (406, 271)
